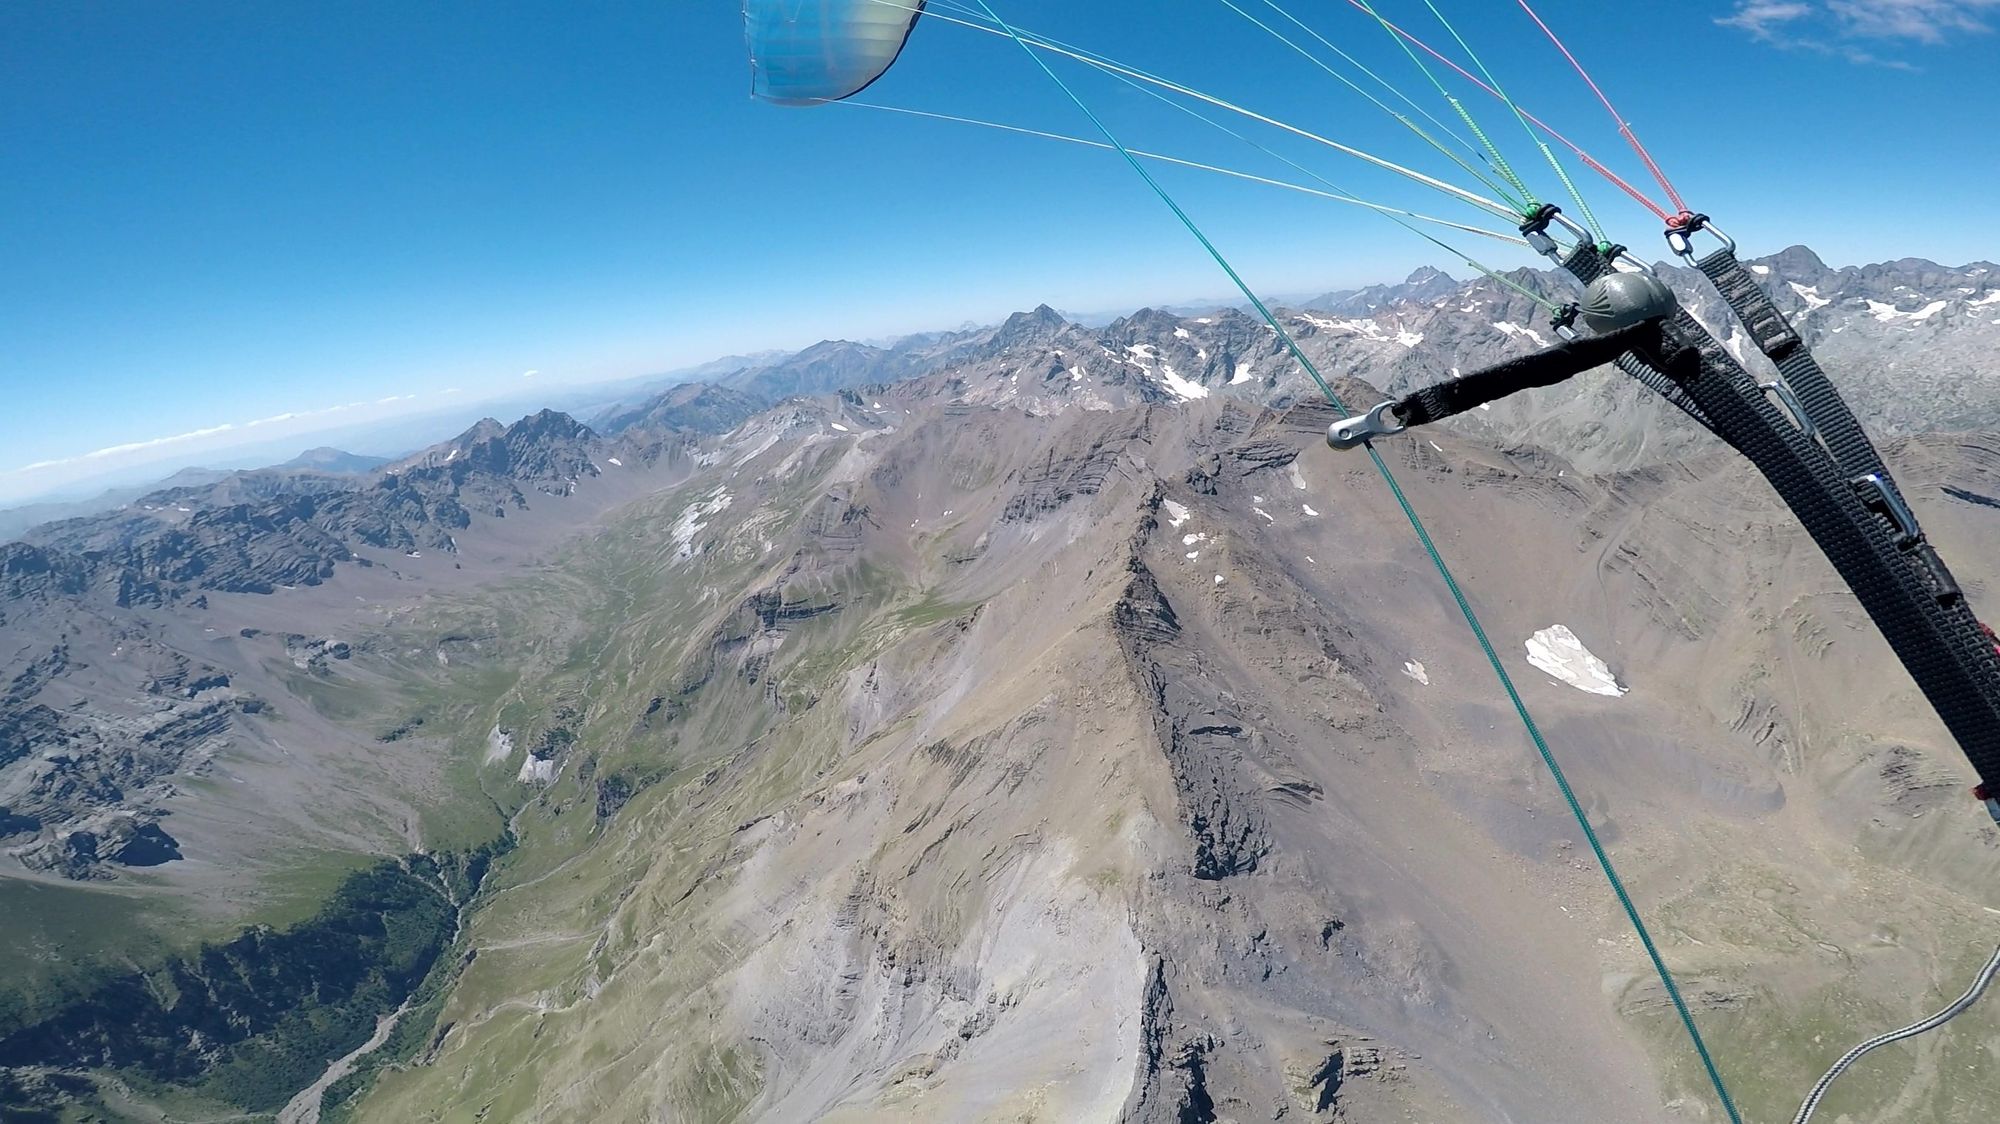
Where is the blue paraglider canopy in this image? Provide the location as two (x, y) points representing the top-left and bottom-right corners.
(744, 0), (927, 106)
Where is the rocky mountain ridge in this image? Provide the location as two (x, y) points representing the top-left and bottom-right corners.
(0, 407), (715, 886)
(5, 244), (1998, 888)
(586, 243), (2000, 476)
(4, 245), (2000, 1120)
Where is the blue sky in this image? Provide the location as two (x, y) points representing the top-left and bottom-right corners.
(3, 0), (1998, 504)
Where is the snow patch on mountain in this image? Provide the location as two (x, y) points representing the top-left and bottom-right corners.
(1868, 298), (1949, 323)
(672, 489), (734, 562)
(1298, 313), (1386, 340)
(484, 726), (514, 765)
(1526, 625), (1625, 697)
(1158, 363), (1209, 401)
(1493, 321), (1548, 346)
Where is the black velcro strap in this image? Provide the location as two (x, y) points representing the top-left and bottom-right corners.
(1696, 251), (1802, 360)
(1695, 247), (1925, 566)
(1395, 322), (1659, 427)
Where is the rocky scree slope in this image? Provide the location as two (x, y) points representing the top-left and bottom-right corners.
(314, 386), (2000, 1123)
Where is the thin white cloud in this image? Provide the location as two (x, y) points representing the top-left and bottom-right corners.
(1719, 0), (1814, 38)
(1, 393), (425, 488)
(12, 423), (239, 472)
(1828, 0), (2000, 40)
(1719, 0), (1997, 61)
(522, 369), (540, 379)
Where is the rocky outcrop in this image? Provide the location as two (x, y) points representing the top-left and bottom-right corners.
(1126, 959), (1220, 1124)
(1000, 413), (1157, 522)
(1, 635), (256, 878)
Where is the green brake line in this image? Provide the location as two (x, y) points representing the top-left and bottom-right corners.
(1408, 0), (1607, 243)
(961, 2), (1744, 1120)
(1019, 20), (1566, 318)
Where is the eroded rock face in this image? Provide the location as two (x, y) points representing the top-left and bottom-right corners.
(13, 815), (184, 879)
(0, 635), (251, 879)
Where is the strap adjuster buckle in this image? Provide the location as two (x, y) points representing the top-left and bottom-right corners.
(1851, 472), (1921, 548)
(1760, 379), (1820, 442)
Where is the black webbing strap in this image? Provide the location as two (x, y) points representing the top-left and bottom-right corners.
(1558, 244), (1722, 438)
(1693, 247), (1910, 510)
(1394, 321), (1660, 427)
(1562, 245), (2000, 795)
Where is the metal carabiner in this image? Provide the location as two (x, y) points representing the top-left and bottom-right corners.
(1540, 209), (1657, 276)
(1523, 225), (1563, 262)
(1546, 208), (1596, 252)
(1607, 246), (1659, 277)
(1665, 214), (1737, 264)
(1549, 301), (1582, 341)
(1518, 203), (1567, 264)
(1327, 401), (1407, 450)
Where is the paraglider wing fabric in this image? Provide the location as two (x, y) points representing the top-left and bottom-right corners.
(746, 0), (927, 105)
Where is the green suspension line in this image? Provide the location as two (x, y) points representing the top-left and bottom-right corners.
(1067, 36), (1563, 314)
(1446, 95), (1535, 212)
(962, 4), (1743, 1120)
(1214, 0), (1528, 214)
(1414, 0), (1605, 243)
(1346, 0), (1538, 218)
(1253, 0), (1491, 170)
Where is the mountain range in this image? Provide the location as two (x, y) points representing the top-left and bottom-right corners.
(3, 246), (1999, 1122)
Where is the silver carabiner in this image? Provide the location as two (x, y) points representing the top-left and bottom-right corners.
(1523, 225), (1563, 262)
(1608, 246), (1658, 277)
(1666, 216), (1737, 264)
(1328, 401), (1407, 450)
(1547, 208), (1595, 248)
